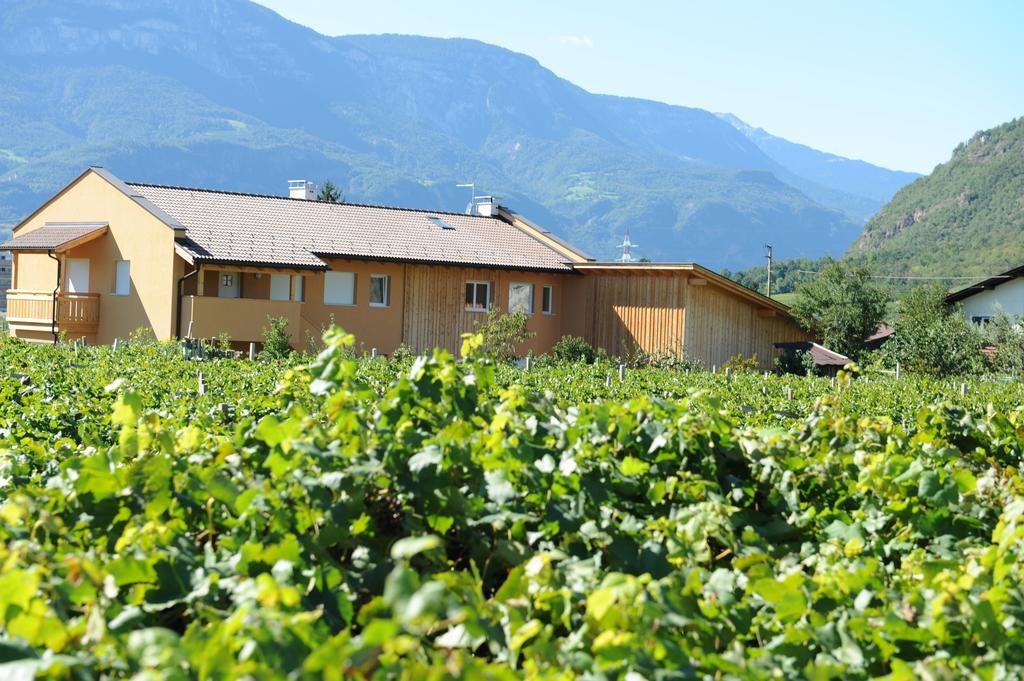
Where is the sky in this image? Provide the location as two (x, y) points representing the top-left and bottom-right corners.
(253, 0), (1023, 174)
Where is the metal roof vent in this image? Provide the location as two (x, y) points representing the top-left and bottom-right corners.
(428, 216), (455, 230)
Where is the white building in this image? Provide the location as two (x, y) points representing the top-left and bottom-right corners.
(946, 266), (1024, 323)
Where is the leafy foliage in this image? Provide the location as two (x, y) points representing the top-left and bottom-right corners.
(850, 117), (1024, 277)
(790, 260), (890, 359)
(550, 335), (596, 363)
(774, 347), (820, 376)
(722, 353), (759, 374)
(723, 255), (836, 296)
(259, 316), (292, 361)
(985, 312), (1024, 375)
(876, 284), (986, 375)
(474, 308), (535, 361)
(3, 334), (1024, 676)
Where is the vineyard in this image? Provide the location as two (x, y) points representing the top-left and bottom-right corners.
(2, 332), (1024, 678)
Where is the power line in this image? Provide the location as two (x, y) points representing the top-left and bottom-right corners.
(791, 269), (1010, 282)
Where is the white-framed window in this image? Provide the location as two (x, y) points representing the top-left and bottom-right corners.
(541, 285), (553, 315)
(370, 274), (390, 307)
(113, 260), (130, 296)
(465, 280), (490, 311)
(270, 273), (291, 301)
(324, 271), (356, 306)
(508, 282), (534, 315)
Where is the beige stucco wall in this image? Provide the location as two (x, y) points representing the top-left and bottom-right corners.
(10, 171), (180, 342)
(12, 251), (58, 291)
(301, 259), (406, 353)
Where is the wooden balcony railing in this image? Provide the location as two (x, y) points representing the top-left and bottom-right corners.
(6, 290), (54, 324)
(5, 290), (101, 334)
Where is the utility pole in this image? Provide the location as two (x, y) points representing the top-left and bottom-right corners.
(764, 244), (773, 297)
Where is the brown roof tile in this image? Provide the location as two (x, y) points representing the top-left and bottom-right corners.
(128, 184), (573, 272)
(0, 222), (108, 251)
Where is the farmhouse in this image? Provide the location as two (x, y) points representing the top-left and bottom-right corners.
(946, 264), (1024, 324)
(0, 168), (807, 368)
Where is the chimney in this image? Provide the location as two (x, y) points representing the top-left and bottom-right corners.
(474, 195), (499, 217)
(288, 180), (317, 200)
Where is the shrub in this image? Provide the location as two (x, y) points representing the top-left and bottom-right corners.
(623, 339), (703, 372)
(216, 331), (233, 354)
(985, 312), (1024, 375)
(551, 335), (595, 363)
(774, 348), (818, 376)
(260, 316), (292, 360)
(722, 353), (759, 374)
(390, 343), (416, 362)
(129, 327), (158, 345)
(475, 308), (536, 361)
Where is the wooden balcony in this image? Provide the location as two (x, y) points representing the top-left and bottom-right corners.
(5, 290), (101, 335)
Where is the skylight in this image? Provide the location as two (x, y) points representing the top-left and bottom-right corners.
(427, 216), (455, 230)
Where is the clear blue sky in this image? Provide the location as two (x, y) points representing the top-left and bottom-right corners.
(255, 0), (1023, 173)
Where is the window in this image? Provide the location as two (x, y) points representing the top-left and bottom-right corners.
(542, 285), (553, 315)
(465, 280), (490, 311)
(113, 260), (130, 296)
(292, 275), (304, 302)
(270, 273), (291, 301)
(508, 282), (534, 314)
(370, 274), (390, 307)
(427, 216), (455, 230)
(324, 271), (356, 305)
(972, 315), (993, 326)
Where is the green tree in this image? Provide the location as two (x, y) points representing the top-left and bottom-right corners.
(317, 180), (345, 203)
(877, 284), (985, 376)
(789, 260), (889, 359)
(260, 316), (293, 360)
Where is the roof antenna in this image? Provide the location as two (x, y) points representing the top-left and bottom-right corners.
(617, 227), (638, 262)
(457, 183), (475, 214)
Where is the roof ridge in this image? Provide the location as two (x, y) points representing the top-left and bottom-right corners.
(124, 181), (497, 219)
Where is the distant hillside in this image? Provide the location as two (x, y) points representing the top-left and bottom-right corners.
(717, 113), (921, 221)
(849, 117), (1024, 277)
(0, 0), (915, 269)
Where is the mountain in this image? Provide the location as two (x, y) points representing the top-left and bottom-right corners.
(717, 113), (921, 220)
(849, 117), (1024, 277)
(0, 0), (911, 269)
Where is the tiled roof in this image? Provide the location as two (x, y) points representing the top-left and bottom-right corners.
(0, 222), (108, 251)
(774, 340), (852, 367)
(946, 265), (1024, 303)
(127, 183), (573, 272)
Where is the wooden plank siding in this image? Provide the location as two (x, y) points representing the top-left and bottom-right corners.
(581, 271), (809, 370)
(401, 265), (570, 356)
(590, 274), (687, 355)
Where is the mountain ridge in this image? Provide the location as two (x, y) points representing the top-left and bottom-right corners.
(0, 0), (916, 269)
(848, 116), (1024, 278)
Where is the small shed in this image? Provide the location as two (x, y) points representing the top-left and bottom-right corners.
(774, 340), (852, 376)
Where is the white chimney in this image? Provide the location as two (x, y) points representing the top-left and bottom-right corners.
(288, 180), (317, 200)
(474, 195), (499, 217)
